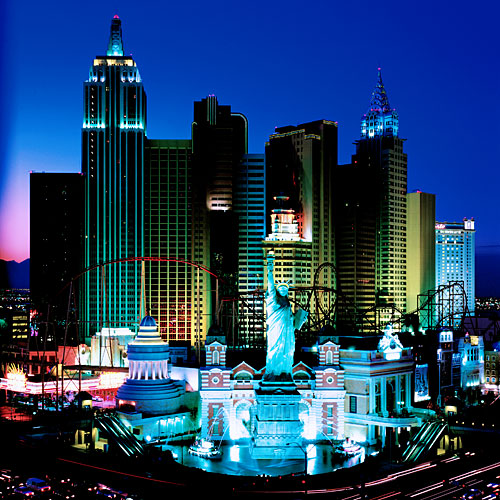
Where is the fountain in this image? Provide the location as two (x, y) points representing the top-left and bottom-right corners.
(188, 253), (368, 475)
(189, 406), (228, 459)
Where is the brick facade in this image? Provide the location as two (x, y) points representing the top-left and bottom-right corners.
(200, 339), (346, 441)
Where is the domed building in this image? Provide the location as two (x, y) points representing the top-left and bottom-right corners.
(115, 315), (198, 442)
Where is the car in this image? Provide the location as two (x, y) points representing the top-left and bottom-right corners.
(26, 477), (51, 492)
(461, 488), (483, 499)
(14, 486), (36, 496)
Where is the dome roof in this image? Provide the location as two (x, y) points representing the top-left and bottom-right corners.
(140, 315), (157, 327)
(129, 314), (166, 348)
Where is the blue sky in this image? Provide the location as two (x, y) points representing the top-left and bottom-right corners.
(1, 0), (499, 294)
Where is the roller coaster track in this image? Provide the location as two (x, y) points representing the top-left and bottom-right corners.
(19, 260), (478, 371)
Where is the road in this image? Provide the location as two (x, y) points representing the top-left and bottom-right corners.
(234, 453), (500, 499)
(2, 425), (500, 500)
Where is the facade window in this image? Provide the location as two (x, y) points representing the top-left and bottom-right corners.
(349, 396), (357, 414)
(374, 382), (381, 414)
(213, 349), (220, 365)
(326, 350), (333, 365)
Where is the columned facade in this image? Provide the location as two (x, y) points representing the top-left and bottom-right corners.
(340, 330), (418, 446)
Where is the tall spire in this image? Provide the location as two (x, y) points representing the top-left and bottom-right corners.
(107, 15), (124, 56)
(360, 68), (399, 139)
(369, 68), (392, 114)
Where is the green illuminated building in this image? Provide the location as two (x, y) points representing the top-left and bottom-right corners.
(144, 139), (211, 347)
(82, 16), (147, 338)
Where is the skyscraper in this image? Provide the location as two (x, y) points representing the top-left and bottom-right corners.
(30, 172), (84, 334)
(406, 191), (436, 313)
(234, 154), (266, 347)
(265, 120), (337, 326)
(191, 96), (248, 344)
(262, 200), (313, 344)
(334, 69), (407, 331)
(435, 219), (476, 317)
(82, 17), (147, 339)
(144, 139), (195, 343)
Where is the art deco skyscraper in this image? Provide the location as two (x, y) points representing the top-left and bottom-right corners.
(82, 17), (147, 339)
(334, 70), (407, 331)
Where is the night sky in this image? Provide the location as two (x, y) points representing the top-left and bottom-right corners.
(0, 0), (499, 295)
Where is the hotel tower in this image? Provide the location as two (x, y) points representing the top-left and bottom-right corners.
(334, 70), (407, 331)
(82, 17), (147, 338)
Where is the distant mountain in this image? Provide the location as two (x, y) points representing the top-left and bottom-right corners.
(0, 259), (30, 289)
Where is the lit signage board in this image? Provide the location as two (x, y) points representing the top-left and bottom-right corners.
(6, 372), (27, 392)
(98, 372), (127, 389)
(414, 364), (430, 402)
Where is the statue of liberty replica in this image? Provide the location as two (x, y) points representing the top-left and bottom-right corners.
(264, 252), (308, 381)
(251, 251), (309, 459)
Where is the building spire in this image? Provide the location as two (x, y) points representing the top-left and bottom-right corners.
(369, 68), (392, 114)
(107, 15), (124, 56)
(360, 67), (399, 138)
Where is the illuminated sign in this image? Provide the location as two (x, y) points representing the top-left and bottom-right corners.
(414, 364), (430, 402)
(98, 372), (127, 389)
(0, 376), (103, 395)
(6, 372), (27, 392)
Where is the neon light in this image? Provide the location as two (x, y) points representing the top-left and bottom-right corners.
(6, 372), (27, 392)
(119, 123), (144, 130)
(83, 123), (105, 129)
(98, 372), (127, 389)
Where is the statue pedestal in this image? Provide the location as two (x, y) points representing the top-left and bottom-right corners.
(251, 379), (304, 459)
